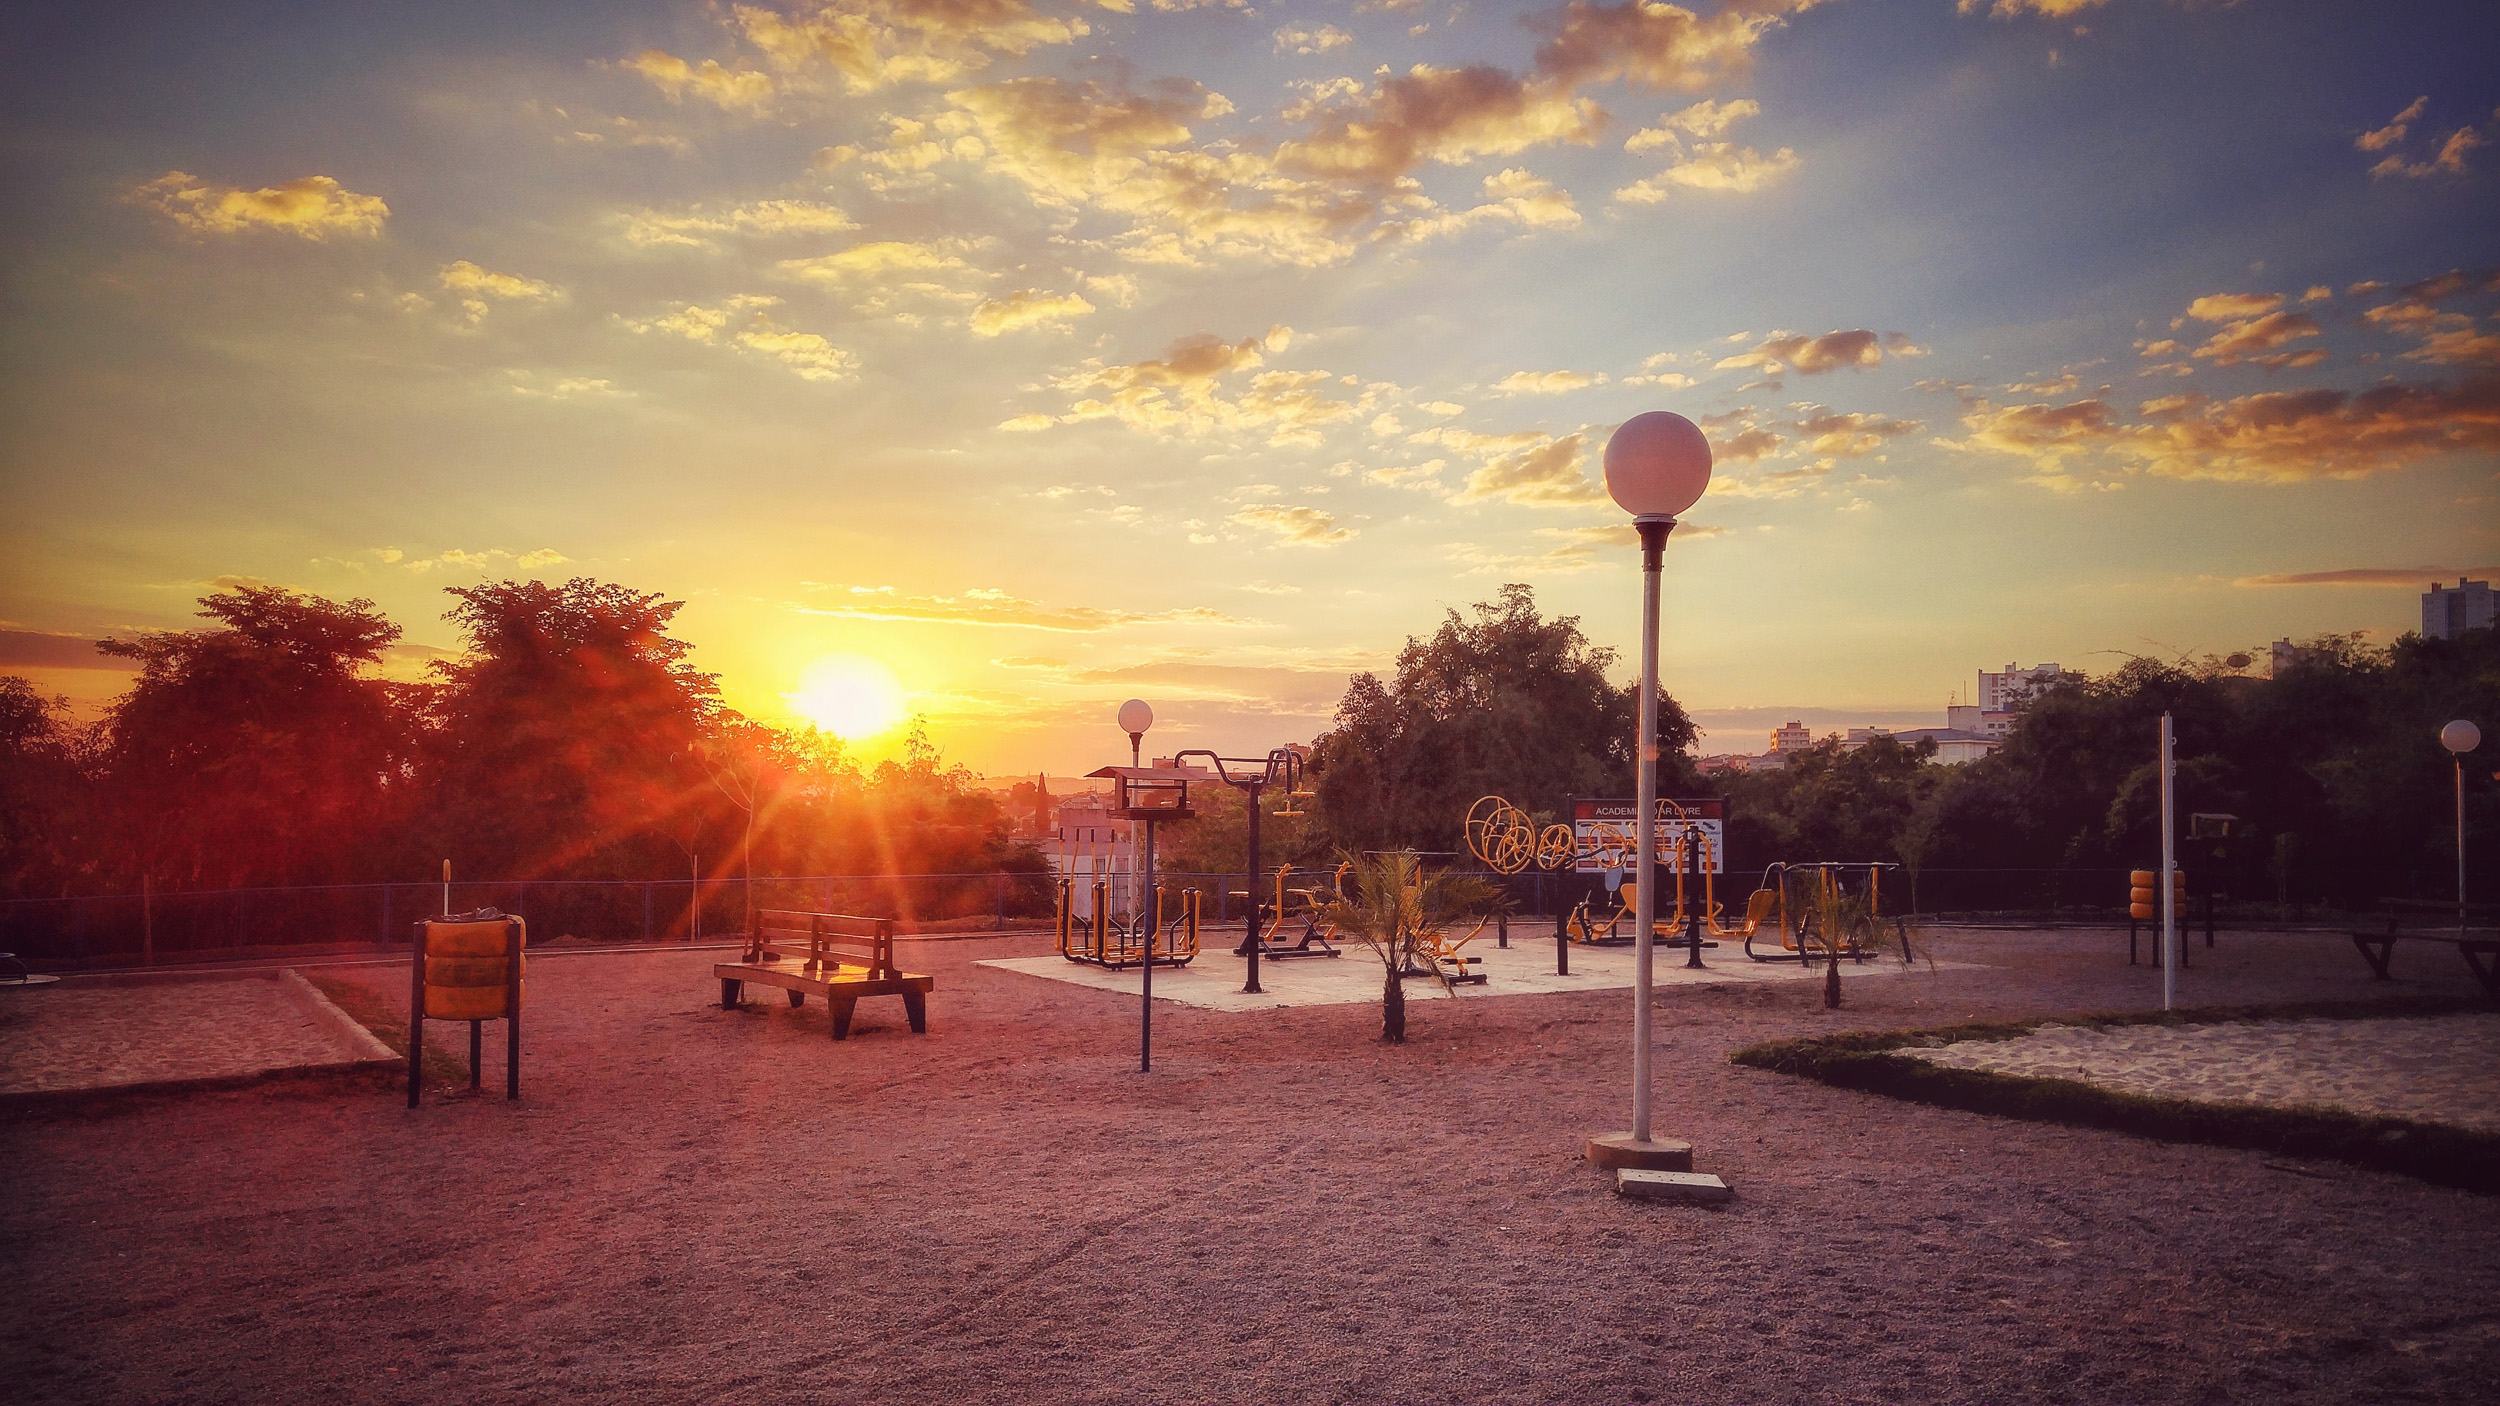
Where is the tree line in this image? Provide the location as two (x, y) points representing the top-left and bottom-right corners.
(0, 581), (1043, 910)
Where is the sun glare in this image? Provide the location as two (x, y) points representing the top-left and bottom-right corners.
(787, 655), (909, 741)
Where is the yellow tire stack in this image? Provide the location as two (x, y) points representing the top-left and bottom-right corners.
(424, 920), (525, 1020)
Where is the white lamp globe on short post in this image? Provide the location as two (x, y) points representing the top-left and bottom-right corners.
(1119, 698), (1154, 766)
(1587, 411), (1712, 1177)
(2442, 719), (2481, 929)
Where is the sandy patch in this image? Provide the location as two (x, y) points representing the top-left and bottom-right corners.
(0, 972), (392, 1096)
(1902, 1014), (2500, 1131)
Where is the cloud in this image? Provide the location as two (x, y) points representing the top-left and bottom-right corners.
(1793, 407), (1921, 458)
(622, 51), (776, 113)
(793, 585), (1254, 631)
(439, 261), (558, 324)
(1493, 369), (1602, 395)
(128, 171), (387, 240)
(0, 630), (120, 669)
(1230, 504), (1357, 545)
(777, 238), (977, 284)
(1384, 168), (1582, 241)
(2369, 125), (2486, 180)
(1627, 97), (1761, 148)
(1449, 432), (1603, 506)
(2359, 269), (2500, 368)
(1277, 63), (1604, 186)
(1613, 140), (1797, 202)
(2184, 292), (2282, 322)
(1273, 24), (1353, 54)
(732, 0), (1090, 95)
(1035, 326), (1360, 444)
(1716, 329), (1918, 376)
(621, 295), (858, 381)
(621, 199), (857, 249)
(1956, 0), (2106, 17)
(2357, 96), (2430, 152)
(1952, 373), (2500, 484)
(392, 547), (570, 575)
(969, 288), (1096, 336)
(2190, 310), (2325, 370)
(2237, 565), (2499, 587)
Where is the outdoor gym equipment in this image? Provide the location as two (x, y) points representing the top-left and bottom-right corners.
(1464, 796), (1575, 875)
(409, 910), (523, 1107)
(1225, 864), (1343, 960)
(1171, 745), (1330, 992)
(2126, 868), (2190, 967)
(1057, 876), (1200, 970)
(1741, 862), (1902, 965)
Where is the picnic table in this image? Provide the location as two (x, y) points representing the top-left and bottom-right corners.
(2346, 900), (2499, 998)
(715, 910), (933, 1040)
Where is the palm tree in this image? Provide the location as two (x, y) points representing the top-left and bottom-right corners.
(1320, 850), (1492, 1042)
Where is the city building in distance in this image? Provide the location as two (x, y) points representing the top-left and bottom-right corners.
(2423, 578), (2493, 641)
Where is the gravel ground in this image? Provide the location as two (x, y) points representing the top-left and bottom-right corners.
(4, 924), (2496, 1405)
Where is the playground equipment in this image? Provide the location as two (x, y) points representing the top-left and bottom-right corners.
(1057, 876), (1200, 970)
(1741, 862), (1900, 965)
(1171, 745), (1332, 989)
(1226, 863), (1342, 959)
(408, 910), (523, 1107)
(1463, 796), (1575, 875)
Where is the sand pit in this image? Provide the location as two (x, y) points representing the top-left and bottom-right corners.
(0, 970), (395, 1101)
(1901, 1013), (2500, 1132)
(5, 925), (2498, 1404)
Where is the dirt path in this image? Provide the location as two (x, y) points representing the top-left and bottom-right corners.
(4, 925), (2495, 1404)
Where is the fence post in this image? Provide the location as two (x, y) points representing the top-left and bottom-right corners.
(382, 884), (391, 945)
(642, 884), (653, 943)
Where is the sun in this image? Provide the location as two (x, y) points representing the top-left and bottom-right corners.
(786, 655), (909, 741)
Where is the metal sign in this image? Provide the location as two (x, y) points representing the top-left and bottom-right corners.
(1569, 797), (1726, 875)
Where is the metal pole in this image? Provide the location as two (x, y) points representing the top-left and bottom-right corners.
(1242, 779), (1265, 994)
(1632, 516), (1670, 1142)
(142, 874), (153, 967)
(1140, 817), (1156, 1072)
(442, 859), (451, 918)
(2160, 712), (2177, 1011)
(2460, 754), (2469, 934)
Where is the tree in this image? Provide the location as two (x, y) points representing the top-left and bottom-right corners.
(1309, 584), (1697, 855)
(94, 587), (411, 889)
(421, 578), (723, 880)
(0, 677), (93, 899)
(1319, 850), (1493, 1042)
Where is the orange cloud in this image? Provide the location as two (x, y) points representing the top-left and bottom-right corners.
(793, 585), (1253, 631)
(733, 0), (1091, 94)
(1448, 433), (1603, 506)
(1229, 504), (1356, 545)
(128, 171), (387, 240)
(1955, 374), (2500, 484)
(1716, 328), (1918, 376)
(622, 51), (776, 112)
(969, 288), (1096, 335)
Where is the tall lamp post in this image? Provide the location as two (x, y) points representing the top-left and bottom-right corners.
(2443, 719), (2481, 931)
(1586, 411), (1712, 1173)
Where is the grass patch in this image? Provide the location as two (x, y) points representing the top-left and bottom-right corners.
(1730, 995), (2500, 1195)
(301, 970), (467, 1089)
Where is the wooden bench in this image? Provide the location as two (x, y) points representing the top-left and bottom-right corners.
(2346, 900), (2500, 998)
(715, 910), (933, 1040)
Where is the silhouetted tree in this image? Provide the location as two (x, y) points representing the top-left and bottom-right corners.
(1309, 584), (1696, 854)
(94, 587), (410, 888)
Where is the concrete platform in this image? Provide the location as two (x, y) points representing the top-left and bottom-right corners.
(980, 934), (1963, 1013)
(1586, 1132), (1695, 1170)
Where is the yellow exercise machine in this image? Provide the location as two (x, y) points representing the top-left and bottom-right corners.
(1057, 877), (1200, 970)
(1740, 861), (1898, 964)
(1227, 864), (1343, 959)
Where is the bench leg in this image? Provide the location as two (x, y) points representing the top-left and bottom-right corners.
(2350, 935), (2395, 980)
(721, 978), (742, 1009)
(830, 996), (858, 1040)
(903, 988), (928, 1034)
(2462, 945), (2500, 999)
(788, 990), (805, 1008)
(469, 1019), (482, 1091)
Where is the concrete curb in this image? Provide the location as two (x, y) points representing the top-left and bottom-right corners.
(278, 968), (398, 1063)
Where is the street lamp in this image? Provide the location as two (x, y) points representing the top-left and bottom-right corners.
(1588, 410), (1712, 1172)
(2443, 719), (2480, 930)
(1120, 698), (1154, 766)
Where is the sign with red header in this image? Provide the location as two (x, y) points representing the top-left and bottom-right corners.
(1569, 797), (1726, 875)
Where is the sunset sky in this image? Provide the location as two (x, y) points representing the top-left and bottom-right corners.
(3, 0), (2494, 776)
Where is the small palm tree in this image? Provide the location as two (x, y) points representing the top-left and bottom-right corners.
(1321, 850), (1493, 1042)
(1783, 866), (1873, 1010)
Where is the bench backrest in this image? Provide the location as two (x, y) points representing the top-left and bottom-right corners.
(748, 910), (899, 978)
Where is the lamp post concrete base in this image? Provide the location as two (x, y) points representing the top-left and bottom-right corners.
(1585, 1132), (1693, 1172)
